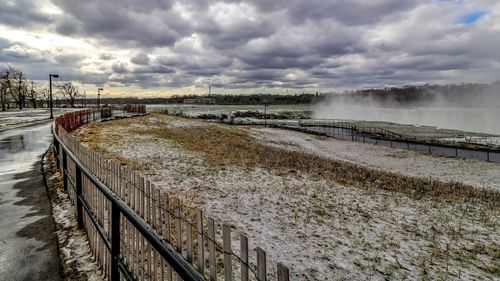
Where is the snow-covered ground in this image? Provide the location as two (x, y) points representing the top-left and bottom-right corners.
(442, 136), (500, 147)
(74, 114), (500, 281)
(0, 108), (81, 131)
(44, 148), (104, 281)
(0, 109), (49, 130)
(252, 128), (500, 191)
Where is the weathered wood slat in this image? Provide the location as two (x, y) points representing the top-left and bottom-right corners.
(187, 222), (193, 263)
(223, 224), (233, 281)
(277, 263), (290, 281)
(146, 181), (151, 279)
(164, 194), (173, 281)
(257, 248), (267, 281)
(208, 217), (217, 281)
(240, 234), (249, 281)
(54, 109), (295, 281)
(196, 210), (205, 275)
(175, 199), (182, 254)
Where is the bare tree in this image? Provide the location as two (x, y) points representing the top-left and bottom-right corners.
(39, 87), (50, 108)
(57, 81), (80, 108)
(4, 66), (27, 110)
(26, 80), (40, 109)
(0, 70), (8, 111)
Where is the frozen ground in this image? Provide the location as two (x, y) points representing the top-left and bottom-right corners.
(146, 103), (313, 118)
(0, 108), (79, 131)
(74, 114), (499, 281)
(251, 128), (500, 191)
(44, 148), (104, 281)
(442, 136), (500, 147)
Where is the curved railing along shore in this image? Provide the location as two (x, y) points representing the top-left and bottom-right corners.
(53, 106), (291, 281)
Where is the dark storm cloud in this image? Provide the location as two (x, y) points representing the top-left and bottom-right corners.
(238, 69), (285, 81)
(111, 62), (128, 74)
(389, 55), (474, 72)
(131, 53), (151, 65)
(0, 44), (93, 82)
(53, 53), (86, 65)
(286, 0), (419, 25)
(134, 65), (175, 74)
(0, 0), (53, 28)
(2, 0), (499, 90)
(0, 38), (12, 51)
(52, 0), (179, 47)
(157, 54), (233, 73)
(99, 54), (115, 61)
(239, 55), (322, 70)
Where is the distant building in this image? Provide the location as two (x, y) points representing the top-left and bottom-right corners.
(183, 98), (216, 104)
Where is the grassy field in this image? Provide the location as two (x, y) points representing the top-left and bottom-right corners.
(75, 113), (500, 280)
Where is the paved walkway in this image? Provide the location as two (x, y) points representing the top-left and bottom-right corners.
(0, 123), (62, 281)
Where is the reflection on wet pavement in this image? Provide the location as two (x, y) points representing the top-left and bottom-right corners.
(0, 123), (62, 281)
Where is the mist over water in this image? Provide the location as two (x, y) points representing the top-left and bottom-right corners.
(315, 105), (500, 135)
(314, 83), (500, 135)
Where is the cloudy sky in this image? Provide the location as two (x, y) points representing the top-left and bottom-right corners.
(1, 0), (499, 96)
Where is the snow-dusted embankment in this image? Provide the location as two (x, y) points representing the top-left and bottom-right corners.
(73, 114), (500, 281)
(251, 127), (500, 191)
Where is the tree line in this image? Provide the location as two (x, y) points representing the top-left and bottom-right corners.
(0, 65), (84, 111)
(99, 93), (327, 105)
(2, 64), (496, 109)
(334, 83), (500, 106)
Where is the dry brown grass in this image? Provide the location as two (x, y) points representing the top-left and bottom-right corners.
(74, 118), (151, 171)
(129, 122), (500, 207)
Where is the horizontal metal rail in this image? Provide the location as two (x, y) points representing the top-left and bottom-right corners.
(298, 121), (500, 153)
(53, 129), (206, 281)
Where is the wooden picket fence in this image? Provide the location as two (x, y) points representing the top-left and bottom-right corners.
(54, 107), (291, 281)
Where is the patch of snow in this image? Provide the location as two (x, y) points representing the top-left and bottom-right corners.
(252, 128), (500, 191)
(0, 108), (81, 131)
(44, 148), (104, 281)
(442, 136), (500, 147)
(75, 115), (500, 281)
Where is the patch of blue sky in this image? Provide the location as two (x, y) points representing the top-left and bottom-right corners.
(457, 11), (488, 24)
(434, 0), (464, 5)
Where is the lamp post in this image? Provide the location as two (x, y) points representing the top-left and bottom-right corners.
(97, 88), (103, 109)
(49, 74), (59, 119)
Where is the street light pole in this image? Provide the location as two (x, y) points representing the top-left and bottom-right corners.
(49, 74), (59, 119)
(97, 88), (103, 109)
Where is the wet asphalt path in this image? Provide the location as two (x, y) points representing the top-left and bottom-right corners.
(0, 123), (62, 281)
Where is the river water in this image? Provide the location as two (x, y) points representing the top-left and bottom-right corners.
(314, 106), (500, 135)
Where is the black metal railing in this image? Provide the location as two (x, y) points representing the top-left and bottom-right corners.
(293, 120), (500, 163)
(53, 123), (205, 281)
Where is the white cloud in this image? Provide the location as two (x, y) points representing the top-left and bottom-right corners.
(1, 0), (499, 94)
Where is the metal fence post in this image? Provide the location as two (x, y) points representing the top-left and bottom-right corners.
(111, 204), (121, 281)
(62, 150), (68, 190)
(76, 166), (83, 229)
(53, 135), (57, 153)
(53, 136), (60, 169)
